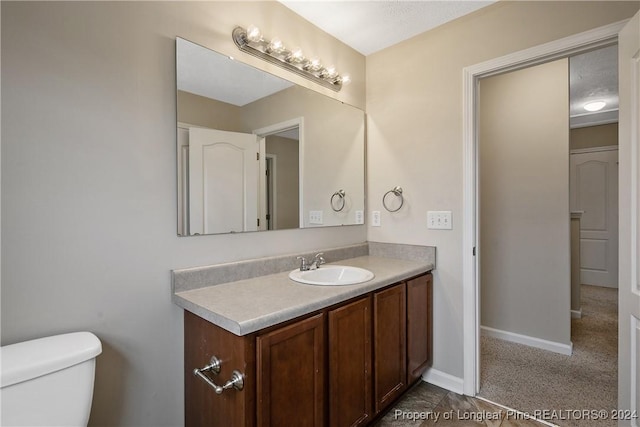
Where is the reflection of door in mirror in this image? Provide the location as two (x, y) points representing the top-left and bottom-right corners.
(265, 130), (300, 230)
(183, 127), (260, 235)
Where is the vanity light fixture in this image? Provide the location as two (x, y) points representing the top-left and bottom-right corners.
(232, 26), (350, 92)
(584, 100), (607, 112)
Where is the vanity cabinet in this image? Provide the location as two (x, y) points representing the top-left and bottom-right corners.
(184, 272), (432, 427)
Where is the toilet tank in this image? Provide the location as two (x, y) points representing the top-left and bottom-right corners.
(0, 332), (102, 427)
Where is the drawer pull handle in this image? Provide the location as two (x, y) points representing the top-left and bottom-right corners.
(193, 356), (245, 394)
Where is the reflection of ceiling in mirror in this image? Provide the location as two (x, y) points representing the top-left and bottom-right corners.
(273, 128), (299, 140)
(176, 38), (294, 107)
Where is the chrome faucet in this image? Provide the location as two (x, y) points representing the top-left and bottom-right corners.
(309, 253), (325, 270)
(296, 253), (326, 271)
(296, 256), (309, 271)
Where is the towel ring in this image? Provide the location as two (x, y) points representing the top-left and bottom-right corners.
(382, 186), (404, 212)
(330, 189), (346, 212)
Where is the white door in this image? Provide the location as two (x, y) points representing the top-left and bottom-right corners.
(618, 11), (640, 425)
(189, 128), (259, 235)
(570, 149), (619, 287)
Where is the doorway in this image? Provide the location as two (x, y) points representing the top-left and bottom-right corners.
(461, 20), (627, 397)
(253, 118), (304, 231)
(471, 44), (621, 420)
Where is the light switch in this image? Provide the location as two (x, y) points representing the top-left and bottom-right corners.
(309, 210), (323, 225)
(427, 211), (452, 230)
(355, 210), (364, 224)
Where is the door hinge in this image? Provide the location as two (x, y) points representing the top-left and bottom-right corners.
(257, 218), (260, 227)
(473, 247), (476, 256)
(256, 152), (260, 161)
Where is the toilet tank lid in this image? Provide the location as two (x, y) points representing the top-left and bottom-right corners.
(1, 332), (102, 388)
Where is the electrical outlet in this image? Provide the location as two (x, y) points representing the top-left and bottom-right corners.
(309, 210), (323, 225)
(355, 210), (364, 224)
(372, 211), (381, 227)
(427, 211), (452, 230)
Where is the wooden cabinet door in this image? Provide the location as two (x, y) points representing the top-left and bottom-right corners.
(373, 283), (406, 414)
(406, 273), (433, 384)
(329, 296), (372, 427)
(256, 313), (325, 427)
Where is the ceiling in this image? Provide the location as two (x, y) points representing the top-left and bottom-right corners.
(278, 0), (495, 55)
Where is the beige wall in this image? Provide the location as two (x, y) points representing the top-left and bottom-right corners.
(177, 90), (244, 131)
(1, 2), (365, 426)
(479, 59), (571, 346)
(570, 123), (619, 150)
(366, 1), (638, 379)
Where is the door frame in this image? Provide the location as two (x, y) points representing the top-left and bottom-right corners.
(461, 20), (628, 395)
(265, 154), (277, 230)
(253, 117), (304, 229)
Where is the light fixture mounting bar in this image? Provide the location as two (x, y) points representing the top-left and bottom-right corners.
(232, 26), (343, 92)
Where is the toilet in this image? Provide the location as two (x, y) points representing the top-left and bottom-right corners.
(0, 331), (102, 426)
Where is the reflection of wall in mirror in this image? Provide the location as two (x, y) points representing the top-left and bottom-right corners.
(243, 86), (365, 227)
(177, 90), (244, 131)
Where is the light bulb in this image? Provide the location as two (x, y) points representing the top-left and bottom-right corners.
(584, 101), (606, 112)
(267, 37), (285, 53)
(287, 48), (304, 63)
(324, 65), (337, 78)
(306, 57), (322, 71)
(340, 75), (351, 85)
(246, 25), (262, 43)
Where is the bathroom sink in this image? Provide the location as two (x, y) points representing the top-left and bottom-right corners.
(289, 265), (374, 286)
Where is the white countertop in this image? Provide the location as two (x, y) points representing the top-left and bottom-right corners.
(173, 255), (434, 336)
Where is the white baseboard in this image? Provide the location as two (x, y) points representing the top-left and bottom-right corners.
(481, 326), (573, 356)
(571, 309), (582, 319)
(421, 368), (464, 394)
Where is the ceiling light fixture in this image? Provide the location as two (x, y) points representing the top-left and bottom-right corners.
(584, 101), (607, 112)
(232, 26), (349, 92)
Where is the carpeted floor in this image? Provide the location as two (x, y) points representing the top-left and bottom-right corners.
(479, 285), (618, 427)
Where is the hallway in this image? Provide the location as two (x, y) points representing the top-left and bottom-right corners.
(479, 285), (618, 426)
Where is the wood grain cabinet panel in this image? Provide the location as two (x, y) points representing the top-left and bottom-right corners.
(329, 296), (373, 427)
(373, 283), (407, 414)
(406, 273), (433, 384)
(256, 313), (325, 427)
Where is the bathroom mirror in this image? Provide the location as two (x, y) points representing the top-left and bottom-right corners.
(176, 38), (365, 236)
